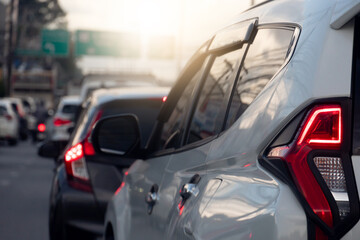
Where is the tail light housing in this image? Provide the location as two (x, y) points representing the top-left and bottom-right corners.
(63, 110), (103, 192)
(261, 100), (359, 239)
(5, 114), (12, 121)
(53, 117), (72, 127)
(64, 141), (94, 192)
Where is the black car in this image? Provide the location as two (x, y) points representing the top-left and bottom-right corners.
(43, 87), (169, 240)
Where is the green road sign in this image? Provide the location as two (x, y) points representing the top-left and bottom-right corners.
(16, 29), (70, 57)
(75, 30), (141, 57)
(41, 29), (70, 56)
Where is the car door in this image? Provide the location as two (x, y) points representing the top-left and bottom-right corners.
(120, 49), (211, 239)
(167, 25), (301, 239)
(85, 98), (166, 217)
(150, 22), (256, 238)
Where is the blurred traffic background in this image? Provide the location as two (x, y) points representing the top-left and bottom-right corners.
(0, 0), (263, 239)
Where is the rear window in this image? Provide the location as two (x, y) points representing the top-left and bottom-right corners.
(70, 98), (164, 148)
(11, 103), (18, 114)
(102, 99), (164, 147)
(0, 106), (7, 115)
(62, 104), (80, 114)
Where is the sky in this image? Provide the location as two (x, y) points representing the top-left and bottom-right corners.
(56, 0), (257, 79)
(58, 0), (252, 42)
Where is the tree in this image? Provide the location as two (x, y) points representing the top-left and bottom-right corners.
(17, 0), (66, 50)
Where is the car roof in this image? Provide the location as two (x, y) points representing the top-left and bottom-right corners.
(59, 95), (82, 105)
(230, 0), (359, 30)
(90, 87), (170, 106)
(0, 99), (11, 105)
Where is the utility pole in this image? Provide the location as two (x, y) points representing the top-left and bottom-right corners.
(3, 0), (18, 97)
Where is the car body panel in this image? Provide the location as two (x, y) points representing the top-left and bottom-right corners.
(152, 142), (211, 238)
(330, 0), (360, 29)
(124, 157), (170, 239)
(105, 0), (360, 239)
(49, 165), (103, 235)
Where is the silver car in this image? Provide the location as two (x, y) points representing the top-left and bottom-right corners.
(92, 0), (360, 239)
(0, 99), (19, 145)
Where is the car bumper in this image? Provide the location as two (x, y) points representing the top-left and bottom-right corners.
(50, 165), (104, 236)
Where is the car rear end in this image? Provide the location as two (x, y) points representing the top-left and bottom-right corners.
(254, 2), (360, 240)
(0, 100), (19, 145)
(186, 1), (360, 240)
(49, 87), (169, 238)
(51, 96), (81, 150)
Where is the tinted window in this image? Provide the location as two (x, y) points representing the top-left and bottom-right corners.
(0, 106), (7, 115)
(102, 99), (163, 148)
(160, 69), (202, 149)
(225, 28), (294, 128)
(11, 103), (19, 114)
(62, 104), (80, 114)
(187, 48), (244, 144)
(70, 98), (163, 149)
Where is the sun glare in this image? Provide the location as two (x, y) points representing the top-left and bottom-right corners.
(136, 0), (177, 35)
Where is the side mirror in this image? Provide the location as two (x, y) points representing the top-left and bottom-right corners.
(91, 114), (141, 156)
(38, 141), (60, 159)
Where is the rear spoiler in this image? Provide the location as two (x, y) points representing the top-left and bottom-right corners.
(331, 0), (360, 29)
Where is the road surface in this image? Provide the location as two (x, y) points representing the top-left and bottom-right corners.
(0, 140), (55, 240)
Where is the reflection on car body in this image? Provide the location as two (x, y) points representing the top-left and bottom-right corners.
(98, 1), (360, 240)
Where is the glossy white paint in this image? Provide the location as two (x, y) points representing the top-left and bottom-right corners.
(0, 100), (19, 139)
(104, 0), (360, 239)
(331, 0), (360, 29)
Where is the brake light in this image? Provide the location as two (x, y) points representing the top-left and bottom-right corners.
(37, 123), (46, 132)
(267, 104), (348, 239)
(53, 117), (72, 127)
(5, 114), (12, 121)
(298, 107), (341, 145)
(162, 96), (167, 102)
(63, 110), (103, 192)
(64, 143), (92, 192)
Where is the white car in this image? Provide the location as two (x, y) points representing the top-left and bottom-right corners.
(3, 97), (28, 140)
(92, 0), (360, 239)
(50, 96), (81, 148)
(0, 99), (19, 145)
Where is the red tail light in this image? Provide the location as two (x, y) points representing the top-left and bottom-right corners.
(53, 117), (72, 127)
(64, 143), (92, 192)
(37, 123), (46, 132)
(267, 104), (349, 239)
(5, 114), (12, 121)
(63, 110), (103, 192)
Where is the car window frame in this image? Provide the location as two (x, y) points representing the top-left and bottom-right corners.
(219, 23), (301, 135)
(182, 44), (250, 147)
(146, 20), (257, 157)
(147, 22), (300, 158)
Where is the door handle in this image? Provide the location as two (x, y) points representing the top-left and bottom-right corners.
(180, 183), (199, 200)
(145, 184), (158, 215)
(179, 174), (201, 209)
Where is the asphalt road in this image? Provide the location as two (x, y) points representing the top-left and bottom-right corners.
(0, 140), (55, 240)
